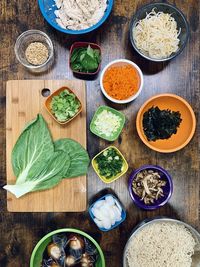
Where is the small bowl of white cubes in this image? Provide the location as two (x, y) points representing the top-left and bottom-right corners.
(89, 194), (126, 231)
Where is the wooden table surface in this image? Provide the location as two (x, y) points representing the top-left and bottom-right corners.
(0, 0), (199, 266)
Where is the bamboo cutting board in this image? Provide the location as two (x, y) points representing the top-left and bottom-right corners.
(6, 80), (87, 212)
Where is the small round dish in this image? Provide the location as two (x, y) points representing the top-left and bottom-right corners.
(100, 59), (144, 104)
(136, 94), (196, 153)
(30, 228), (105, 267)
(14, 30), (54, 72)
(128, 165), (173, 210)
(38, 0), (113, 35)
(129, 2), (189, 62)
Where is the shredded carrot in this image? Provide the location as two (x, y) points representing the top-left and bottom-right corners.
(103, 63), (141, 100)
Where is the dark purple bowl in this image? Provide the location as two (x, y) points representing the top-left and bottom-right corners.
(128, 165), (173, 210)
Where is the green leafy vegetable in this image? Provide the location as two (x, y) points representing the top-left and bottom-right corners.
(51, 89), (81, 122)
(70, 45), (101, 73)
(143, 106), (182, 141)
(54, 139), (90, 178)
(95, 148), (124, 179)
(3, 114), (89, 198)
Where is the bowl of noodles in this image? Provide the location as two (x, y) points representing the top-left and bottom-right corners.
(130, 2), (189, 62)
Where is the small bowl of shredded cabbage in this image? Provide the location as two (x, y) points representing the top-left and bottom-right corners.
(130, 2), (189, 62)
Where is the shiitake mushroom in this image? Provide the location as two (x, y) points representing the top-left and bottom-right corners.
(65, 255), (76, 266)
(80, 253), (94, 267)
(47, 243), (62, 261)
(68, 234), (85, 261)
(42, 233), (98, 267)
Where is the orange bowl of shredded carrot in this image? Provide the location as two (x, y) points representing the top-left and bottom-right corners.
(100, 59), (143, 104)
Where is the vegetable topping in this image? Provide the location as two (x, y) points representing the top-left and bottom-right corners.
(95, 147), (124, 179)
(143, 106), (182, 141)
(50, 89), (81, 122)
(70, 45), (101, 73)
(3, 114), (90, 198)
(93, 109), (122, 137)
(103, 63), (140, 100)
(132, 169), (167, 204)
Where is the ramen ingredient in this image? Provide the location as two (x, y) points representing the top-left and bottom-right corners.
(25, 42), (49, 65)
(93, 109), (122, 137)
(70, 45), (101, 73)
(143, 106), (182, 141)
(132, 169), (167, 204)
(91, 195), (123, 230)
(54, 139), (90, 178)
(51, 89), (81, 122)
(42, 233), (98, 267)
(103, 63), (140, 100)
(126, 222), (196, 267)
(133, 9), (180, 59)
(3, 115), (89, 198)
(94, 147), (124, 179)
(54, 0), (107, 30)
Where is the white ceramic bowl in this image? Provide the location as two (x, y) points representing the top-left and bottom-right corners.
(100, 59), (144, 104)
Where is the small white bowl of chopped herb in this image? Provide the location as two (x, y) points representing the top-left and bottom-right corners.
(90, 106), (125, 141)
(92, 146), (128, 184)
(45, 87), (82, 125)
(69, 42), (101, 77)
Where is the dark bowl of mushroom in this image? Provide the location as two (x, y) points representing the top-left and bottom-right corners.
(128, 165), (173, 210)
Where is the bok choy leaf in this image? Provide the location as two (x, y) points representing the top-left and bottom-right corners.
(3, 114), (90, 198)
(54, 139), (90, 178)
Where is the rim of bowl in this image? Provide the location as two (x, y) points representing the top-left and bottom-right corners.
(38, 0), (114, 35)
(30, 228), (105, 267)
(14, 29), (54, 69)
(128, 165), (173, 210)
(129, 2), (190, 62)
(136, 93), (196, 153)
(100, 59), (144, 104)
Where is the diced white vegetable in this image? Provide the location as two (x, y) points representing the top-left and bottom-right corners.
(112, 206), (122, 221)
(94, 110), (122, 137)
(91, 196), (123, 230)
(102, 217), (112, 230)
(93, 200), (106, 210)
(91, 207), (105, 221)
(105, 195), (115, 206)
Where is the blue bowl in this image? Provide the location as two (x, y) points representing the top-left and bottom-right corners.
(89, 194), (126, 232)
(128, 165), (173, 210)
(38, 0), (114, 35)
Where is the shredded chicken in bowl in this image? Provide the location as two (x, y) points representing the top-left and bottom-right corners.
(54, 0), (108, 30)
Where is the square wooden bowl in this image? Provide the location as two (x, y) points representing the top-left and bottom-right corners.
(45, 86), (82, 125)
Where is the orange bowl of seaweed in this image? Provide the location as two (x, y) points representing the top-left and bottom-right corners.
(136, 94), (196, 153)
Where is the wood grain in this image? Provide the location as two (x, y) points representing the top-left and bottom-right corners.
(0, 0), (199, 266)
(6, 80), (86, 212)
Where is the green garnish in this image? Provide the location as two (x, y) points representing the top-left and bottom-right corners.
(95, 148), (124, 179)
(51, 89), (81, 122)
(70, 45), (101, 73)
(143, 106), (182, 141)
